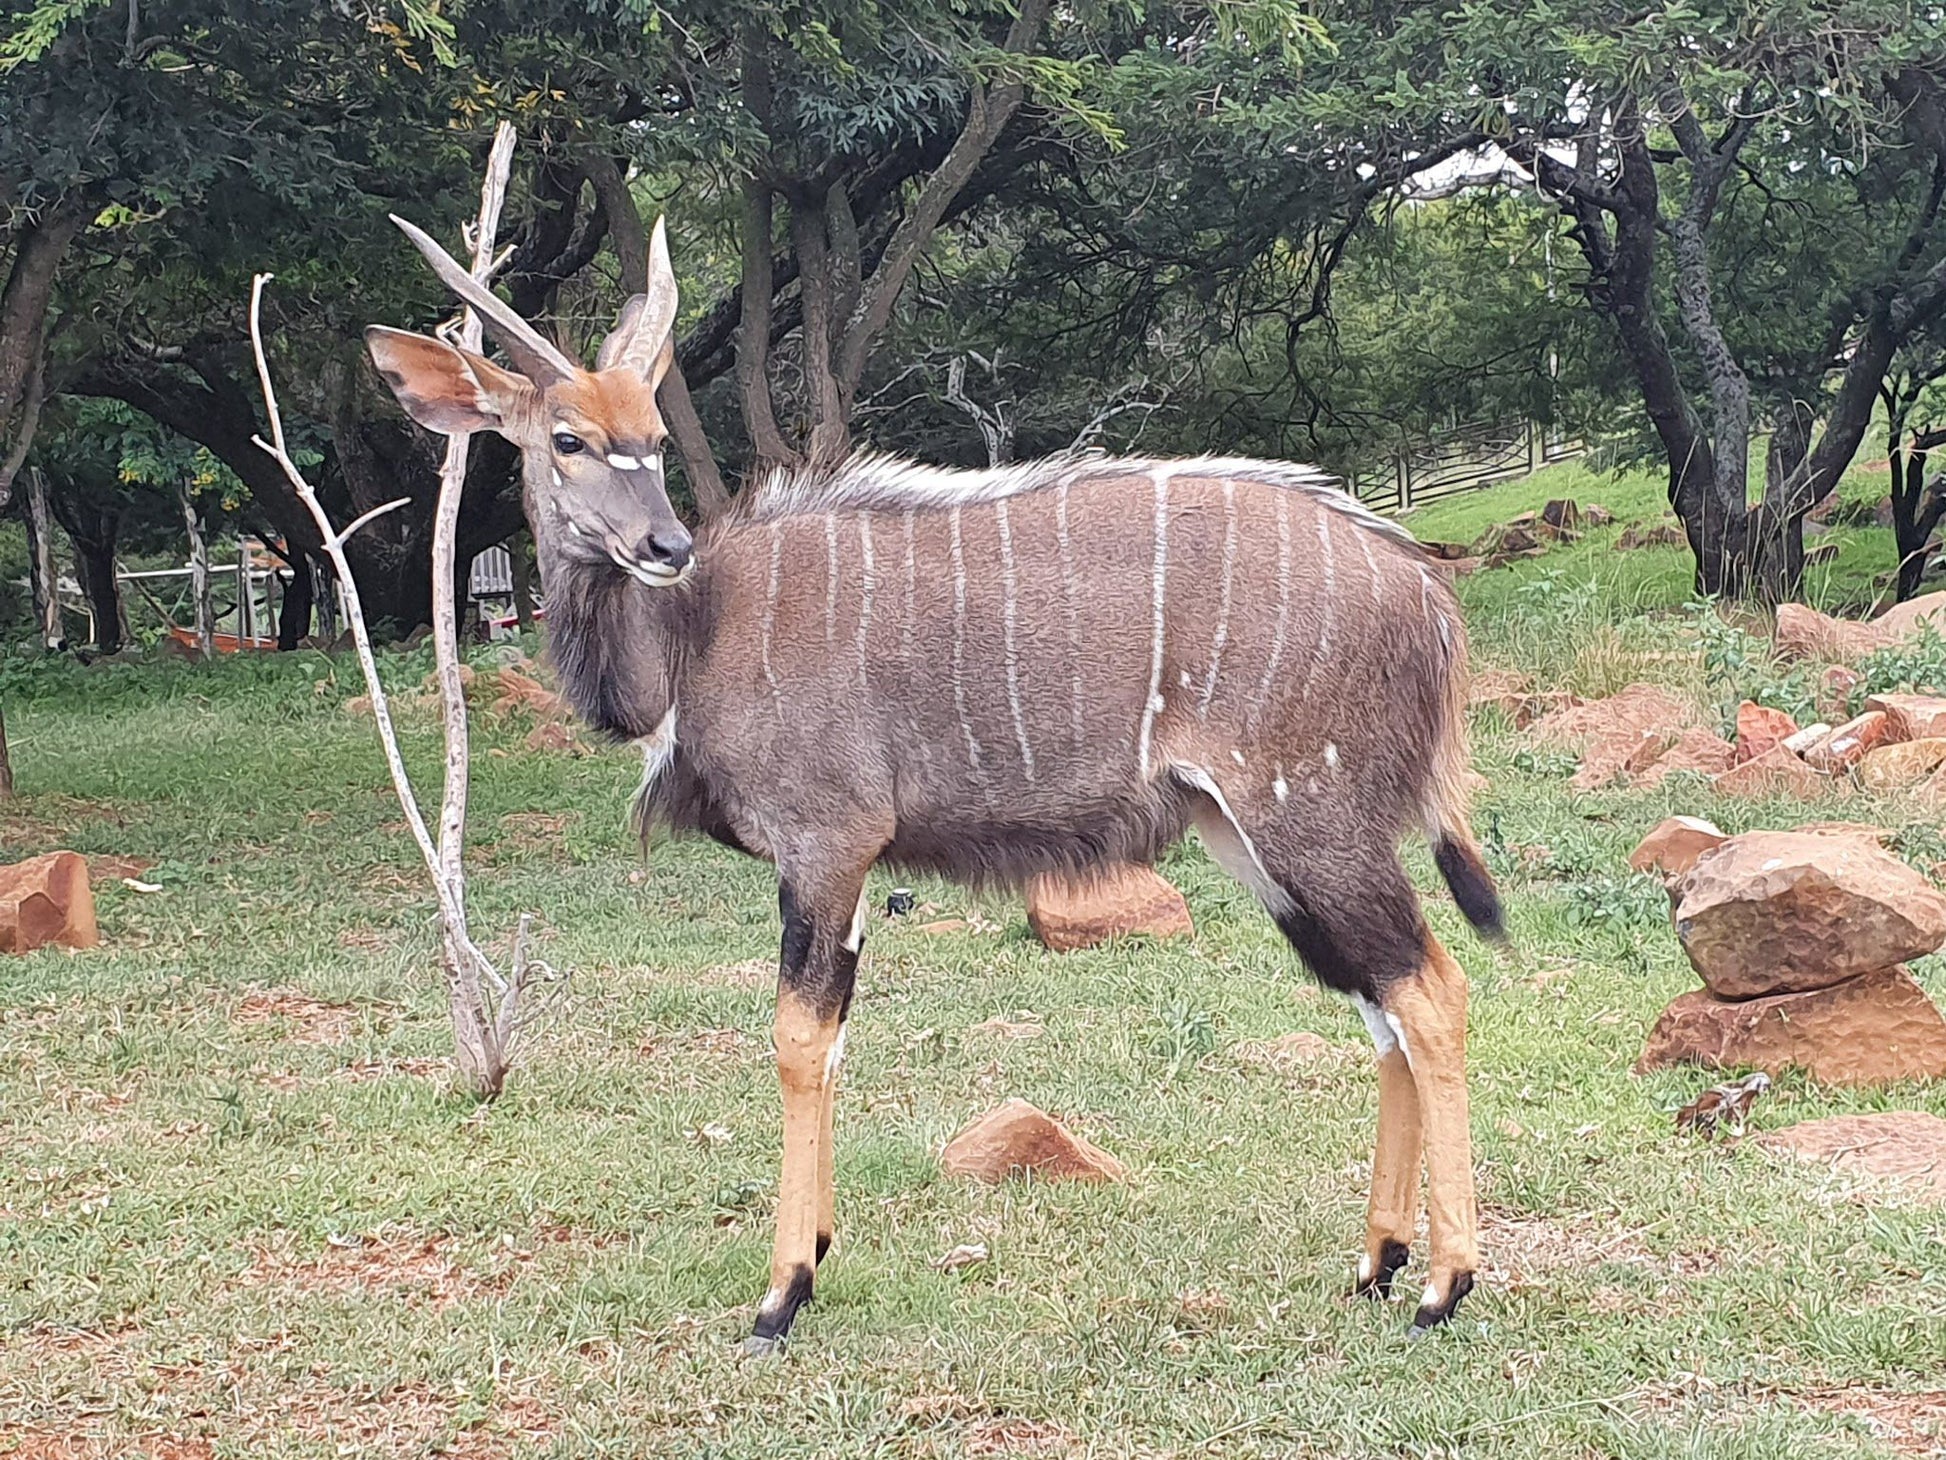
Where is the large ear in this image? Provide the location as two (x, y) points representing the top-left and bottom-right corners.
(364, 325), (532, 436)
(595, 216), (679, 386)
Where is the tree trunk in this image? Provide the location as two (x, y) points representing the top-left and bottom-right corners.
(0, 700), (13, 797)
(1894, 430), (1946, 600)
(23, 466), (63, 650)
(0, 199), (86, 439)
(72, 536), (122, 655)
(278, 553), (314, 649)
(313, 558), (339, 641)
(179, 482), (214, 658)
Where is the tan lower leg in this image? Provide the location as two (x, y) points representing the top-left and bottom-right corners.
(1385, 938), (1479, 1322)
(815, 1028), (843, 1262)
(752, 992), (838, 1345)
(1358, 1047), (1423, 1293)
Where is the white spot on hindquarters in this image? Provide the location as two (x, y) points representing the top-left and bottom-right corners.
(949, 506), (984, 773)
(1230, 749), (1246, 766)
(1200, 480), (1238, 718)
(996, 498), (1036, 779)
(760, 524), (784, 719)
(1273, 773), (1289, 803)
(1325, 742), (1340, 770)
(1249, 493), (1292, 732)
(855, 516), (875, 691)
(1138, 472), (1169, 780)
(1173, 761), (1290, 917)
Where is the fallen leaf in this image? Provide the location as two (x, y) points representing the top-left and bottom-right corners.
(934, 1242), (990, 1272)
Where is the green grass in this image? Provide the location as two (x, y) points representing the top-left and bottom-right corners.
(2, 476), (1945, 1458)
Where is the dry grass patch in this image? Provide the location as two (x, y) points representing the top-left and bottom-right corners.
(238, 1226), (532, 1305)
(227, 1379), (555, 1459)
(231, 988), (364, 1045)
(1479, 1205), (1716, 1290)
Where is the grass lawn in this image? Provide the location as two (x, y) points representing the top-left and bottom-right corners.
(1, 467), (1943, 1458)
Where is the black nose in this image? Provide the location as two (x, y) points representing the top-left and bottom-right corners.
(638, 526), (693, 572)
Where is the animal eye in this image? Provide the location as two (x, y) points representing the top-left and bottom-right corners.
(553, 432), (585, 456)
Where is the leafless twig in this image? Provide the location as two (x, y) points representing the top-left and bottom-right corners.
(245, 121), (557, 1098)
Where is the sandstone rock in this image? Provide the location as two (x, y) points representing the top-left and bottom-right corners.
(1628, 816), (1728, 880)
(0, 851), (100, 954)
(1711, 743), (1831, 798)
(1673, 833), (1946, 999)
(1469, 669), (1575, 729)
(1529, 682), (1697, 746)
(940, 1098), (1127, 1183)
(1617, 521), (1685, 550)
(1802, 711), (1894, 773)
(1735, 702), (1800, 764)
(1636, 966), (1946, 1086)
(1774, 603), (1892, 662)
(1636, 728), (1737, 786)
(1762, 1112), (1946, 1201)
(1865, 692), (1946, 742)
(491, 666), (567, 720)
(1793, 821), (1891, 846)
(1781, 722), (1833, 756)
(1541, 499), (1581, 535)
(1855, 738), (1946, 793)
(1025, 864), (1193, 952)
(524, 721), (587, 756)
(1816, 666), (1861, 721)
(1872, 589), (1946, 641)
(1583, 504), (1615, 527)
(1571, 727), (1671, 789)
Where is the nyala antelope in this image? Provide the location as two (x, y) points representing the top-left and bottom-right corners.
(366, 214), (1505, 1351)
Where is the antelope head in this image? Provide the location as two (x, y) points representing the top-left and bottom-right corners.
(365, 215), (693, 587)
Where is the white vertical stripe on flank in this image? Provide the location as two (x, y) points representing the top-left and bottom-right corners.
(1250, 492), (1293, 729)
(949, 505), (984, 772)
(1056, 480), (1084, 749)
(1199, 479), (1238, 718)
(823, 515), (839, 643)
(901, 508), (918, 665)
(1315, 514), (1337, 662)
(855, 515), (875, 690)
(995, 498), (1036, 779)
(1359, 531), (1382, 608)
(1137, 470), (1170, 780)
(760, 523), (784, 718)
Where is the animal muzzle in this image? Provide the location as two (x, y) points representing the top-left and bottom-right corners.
(598, 521), (693, 586)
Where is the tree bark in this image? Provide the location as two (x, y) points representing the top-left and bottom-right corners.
(510, 531), (534, 631)
(179, 481), (214, 658)
(0, 700), (12, 797)
(0, 198), (86, 443)
(69, 528), (122, 655)
(278, 551), (314, 649)
(23, 466), (63, 649)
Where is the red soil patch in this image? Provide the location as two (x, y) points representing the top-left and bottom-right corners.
(231, 988), (362, 1045)
(1798, 1388), (1946, 1456)
(231, 1381), (554, 1458)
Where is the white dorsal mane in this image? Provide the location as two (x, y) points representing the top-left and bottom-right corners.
(739, 451), (1419, 551)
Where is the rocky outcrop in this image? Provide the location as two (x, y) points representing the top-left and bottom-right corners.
(1637, 966), (1946, 1086)
(1025, 865), (1193, 952)
(0, 851), (100, 954)
(1672, 832), (1946, 999)
(940, 1099), (1127, 1182)
(1628, 816), (1729, 880)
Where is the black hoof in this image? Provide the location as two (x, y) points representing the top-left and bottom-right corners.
(1406, 1270), (1476, 1336)
(1352, 1239), (1411, 1300)
(746, 1263), (814, 1353)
